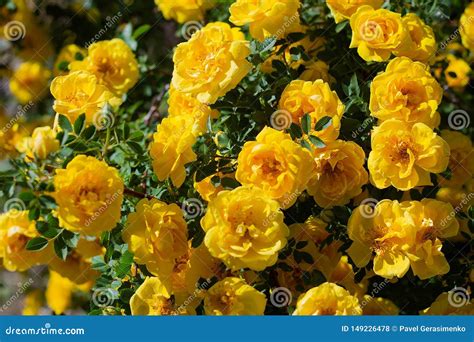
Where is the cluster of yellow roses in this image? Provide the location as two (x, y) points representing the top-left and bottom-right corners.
(1, 0), (473, 316)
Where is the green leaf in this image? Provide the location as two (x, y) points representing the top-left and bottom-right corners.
(127, 141), (143, 154)
(301, 113), (311, 134)
(308, 135), (326, 148)
(57, 60), (69, 72)
(26, 237), (48, 251)
(300, 139), (312, 151)
(81, 125), (96, 140)
(74, 52), (84, 61)
(288, 123), (303, 139)
(28, 207), (40, 221)
(314, 116), (332, 131)
(220, 177), (240, 189)
(36, 220), (62, 239)
(19, 191), (35, 203)
(335, 20), (349, 33)
(74, 113), (86, 134)
(116, 250), (134, 278)
(54, 238), (68, 260)
(58, 115), (73, 132)
(132, 24), (151, 40)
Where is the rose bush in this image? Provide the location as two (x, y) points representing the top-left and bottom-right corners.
(0, 0), (472, 316)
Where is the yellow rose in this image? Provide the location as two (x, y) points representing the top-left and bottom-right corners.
(49, 237), (103, 285)
(53, 155), (124, 235)
(460, 2), (474, 51)
(394, 14), (437, 64)
(130, 277), (186, 315)
(155, 0), (215, 23)
(326, 0), (384, 23)
(278, 79), (344, 143)
(348, 200), (416, 278)
(123, 198), (188, 285)
(421, 292), (474, 315)
(201, 186), (289, 271)
(54, 44), (87, 76)
(348, 199), (458, 279)
(51, 70), (119, 125)
(229, 0), (301, 41)
(70, 38), (139, 96)
(18, 126), (59, 160)
(149, 116), (197, 188)
(368, 119), (450, 190)
(0, 210), (53, 271)
(439, 130), (474, 187)
(369, 57), (442, 128)
(349, 6), (409, 62)
(172, 22), (251, 104)
(293, 282), (362, 315)
(444, 55), (472, 88)
(236, 126), (314, 208)
(167, 87), (218, 136)
(203, 277), (266, 315)
(307, 140), (368, 208)
(9, 61), (51, 104)
(300, 60), (335, 84)
(407, 199), (458, 279)
(362, 296), (399, 315)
